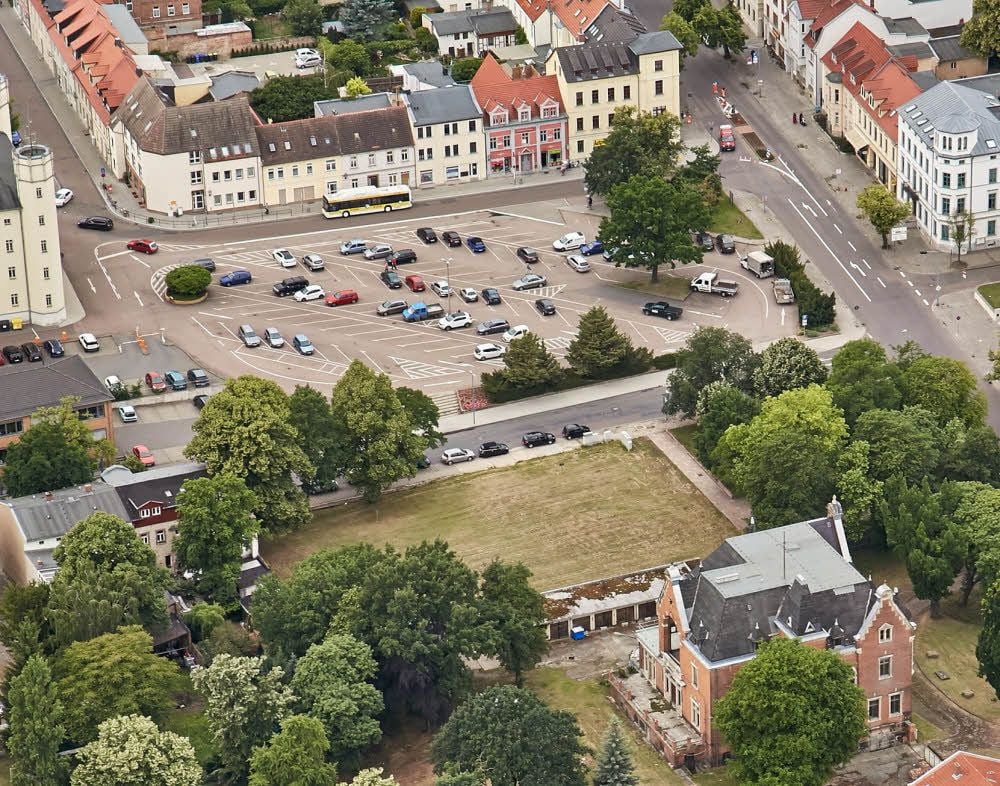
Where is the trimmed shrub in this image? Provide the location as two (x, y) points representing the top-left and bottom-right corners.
(165, 265), (211, 299)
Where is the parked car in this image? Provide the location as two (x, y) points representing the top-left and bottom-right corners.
(20, 343), (41, 362)
(301, 253), (325, 271)
(78, 332), (100, 352)
(302, 477), (339, 495)
(295, 47), (318, 58)
(294, 284), (326, 302)
(441, 448), (475, 465)
(295, 52), (321, 68)
(272, 276), (309, 297)
(237, 324), (261, 347)
(104, 375), (123, 393)
(164, 370), (187, 390)
(145, 371), (166, 392)
(340, 239), (367, 255)
(718, 123), (736, 152)
(127, 239), (158, 254)
(694, 231), (714, 251)
(438, 311), (472, 330)
(220, 269), (252, 286)
(390, 249), (418, 266)
(292, 334), (315, 355)
(442, 231), (462, 247)
(54, 187), (73, 207)
(459, 287), (478, 303)
(132, 444), (156, 467)
(380, 269), (403, 289)
(78, 215), (113, 231)
(476, 319), (510, 336)
(481, 287), (502, 305)
(466, 236), (486, 252)
(364, 244), (393, 260)
(642, 301), (684, 320)
(43, 338), (64, 357)
(187, 368), (210, 386)
(377, 299), (408, 316)
(2, 345), (23, 363)
(478, 441), (509, 458)
(117, 405), (137, 423)
(579, 239), (604, 256)
(522, 431), (556, 447)
(553, 231), (585, 251)
(474, 342), (506, 360)
(716, 234), (736, 254)
(416, 227), (438, 244)
(326, 290), (359, 306)
(516, 247), (539, 264)
(191, 257), (216, 271)
(263, 327), (285, 348)
(535, 298), (556, 316)
(193, 394), (210, 409)
(502, 324), (529, 342)
(562, 423), (591, 439)
(405, 274), (426, 292)
(512, 273), (546, 291)
(272, 248), (296, 267)
(565, 254), (590, 273)
(430, 280), (451, 297)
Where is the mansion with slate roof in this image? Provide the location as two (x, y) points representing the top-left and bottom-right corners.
(611, 499), (916, 769)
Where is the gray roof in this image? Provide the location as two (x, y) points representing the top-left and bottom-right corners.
(0, 134), (19, 212)
(901, 80), (1000, 156)
(887, 41), (933, 59)
(584, 5), (647, 44)
(426, 8), (516, 36)
(929, 35), (979, 62)
(314, 93), (393, 117)
(0, 355), (109, 422)
(556, 32), (679, 83)
(399, 61), (456, 88)
(209, 71), (260, 101)
(111, 462), (206, 519)
(911, 70), (940, 91)
(681, 518), (875, 663)
(8, 481), (130, 542)
(628, 30), (683, 55)
(103, 4), (146, 46)
(882, 16), (927, 36)
(404, 85), (480, 125)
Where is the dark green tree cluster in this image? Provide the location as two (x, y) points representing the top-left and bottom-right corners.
(765, 240), (836, 329)
(164, 265), (211, 299)
(251, 75), (343, 123)
(671, 0), (746, 57)
(339, 0), (394, 40)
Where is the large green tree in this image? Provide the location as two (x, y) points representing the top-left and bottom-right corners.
(659, 12), (699, 68)
(825, 339), (902, 425)
(328, 361), (427, 503)
(692, 2), (746, 57)
(672, 0), (708, 21)
(664, 327), (759, 418)
(479, 560), (548, 686)
(6, 654), (67, 786)
(175, 473), (258, 603)
(960, 0), (1000, 57)
(397, 387), (445, 448)
(70, 714), (202, 786)
(852, 407), (941, 484)
(323, 39), (371, 76)
(715, 638), (866, 786)
(250, 75), (340, 124)
(185, 375), (311, 533)
(900, 355), (986, 428)
(584, 107), (682, 196)
(283, 0), (323, 35)
(753, 337), (827, 399)
(592, 717), (638, 786)
(940, 423), (1000, 484)
(289, 385), (340, 490)
(191, 654), (295, 785)
(290, 633), (384, 765)
(0, 583), (50, 687)
(693, 381), (760, 467)
(483, 332), (562, 400)
(566, 305), (650, 380)
(600, 174), (710, 283)
(856, 184), (911, 249)
(951, 483), (1000, 606)
(977, 580), (1000, 698)
(248, 715), (338, 786)
(53, 626), (181, 745)
(714, 385), (848, 527)
(339, 0), (394, 40)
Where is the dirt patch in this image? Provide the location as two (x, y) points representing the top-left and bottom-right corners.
(828, 745), (927, 786)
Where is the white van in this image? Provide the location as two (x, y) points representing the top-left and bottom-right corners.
(553, 231), (585, 251)
(502, 324), (530, 343)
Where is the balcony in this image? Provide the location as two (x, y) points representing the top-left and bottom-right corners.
(609, 672), (705, 767)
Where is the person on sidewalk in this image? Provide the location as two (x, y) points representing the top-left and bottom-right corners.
(792, 113), (797, 125)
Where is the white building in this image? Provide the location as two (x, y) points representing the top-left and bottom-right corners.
(403, 86), (483, 187)
(423, 8), (519, 57)
(0, 76), (67, 327)
(896, 81), (1000, 252)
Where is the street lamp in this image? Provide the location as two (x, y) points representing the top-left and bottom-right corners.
(443, 257), (453, 310)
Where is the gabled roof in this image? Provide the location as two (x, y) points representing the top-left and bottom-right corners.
(334, 106), (414, 154)
(5, 481), (130, 543)
(394, 61), (456, 88)
(314, 93), (393, 117)
(804, 0), (867, 49)
(550, 0), (609, 40)
(583, 5), (646, 44)
(900, 80), (1000, 156)
(105, 462), (206, 518)
(404, 84), (481, 125)
(793, 0), (829, 21)
(209, 71), (260, 101)
(256, 115), (341, 165)
(471, 54), (564, 121)
(861, 60), (923, 137)
(910, 751), (1000, 785)
(425, 7), (517, 36)
(0, 355), (109, 423)
(929, 34), (979, 62)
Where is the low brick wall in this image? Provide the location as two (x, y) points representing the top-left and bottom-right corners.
(146, 25), (252, 60)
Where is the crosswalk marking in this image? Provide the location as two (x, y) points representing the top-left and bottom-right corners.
(544, 336), (573, 351)
(653, 326), (691, 344)
(158, 243), (204, 252)
(150, 264), (180, 300)
(389, 357), (464, 380)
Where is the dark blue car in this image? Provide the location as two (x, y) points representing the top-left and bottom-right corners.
(580, 240), (604, 256)
(220, 269), (252, 286)
(466, 236), (486, 253)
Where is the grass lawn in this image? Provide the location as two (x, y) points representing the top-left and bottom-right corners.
(911, 711), (945, 744)
(252, 14), (291, 39)
(978, 283), (1000, 309)
(670, 424), (698, 457)
(692, 768), (741, 786)
(616, 275), (693, 302)
(526, 668), (686, 784)
(0, 759), (8, 785)
(164, 675), (215, 766)
(263, 438), (736, 589)
(709, 197), (763, 239)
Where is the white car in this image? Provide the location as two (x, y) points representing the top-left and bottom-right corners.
(55, 187), (73, 207)
(459, 287), (478, 303)
(78, 332), (100, 352)
(295, 53), (322, 69)
(438, 311), (472, 330)
(502, 324), (530, 343)
(511, 273), (547, 291)
(272, 248), (296, 267)
(295, 47), (318, 58)
(474, 342), (506, 361)
(117, 405), (138, 423)
(430, 280), (451, 297)
(553, 231), (585, 251)
(104, 375), (123, 392)
(363, 244), (393, 260)
(294, 284), (326, 302)
(565, 254), (591, 273)
(441, 448), (475, 465)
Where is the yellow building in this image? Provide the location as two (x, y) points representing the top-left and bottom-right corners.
(547, 30), (682, 159)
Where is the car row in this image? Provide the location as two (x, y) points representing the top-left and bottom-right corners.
(438, 426), (585, 467)
(0, 342), (43, 364)
(237, 322), (315, 356)
(107, 367), (210, 397)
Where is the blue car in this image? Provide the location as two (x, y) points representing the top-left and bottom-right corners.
(580, 240), (604, 256)
(466, 236), (486, 253)
(219, 269), (252, 286)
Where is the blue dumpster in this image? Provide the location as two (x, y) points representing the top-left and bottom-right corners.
(570, 626), (586, 641)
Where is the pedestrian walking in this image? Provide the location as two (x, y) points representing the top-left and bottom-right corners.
(720, 85), (727, 99)
(712, 81), (719, 95)
(792, 112), (797, 124)
(587, 195), (593, 208)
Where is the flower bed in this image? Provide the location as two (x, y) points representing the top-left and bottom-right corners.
(457, 387), (488, 413)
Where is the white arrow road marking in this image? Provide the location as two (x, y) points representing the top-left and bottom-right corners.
(87, 277), (96, 293)
(802, 202), (817, 217)
(786, 198), (871, 302)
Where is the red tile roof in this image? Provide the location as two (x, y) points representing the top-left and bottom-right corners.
(470, 53), (564, 123)
(805, 0), (867, 49)
(795, 0), (830, 20)
(511, 0), (608, 38)
(910, 752), (1000, 786)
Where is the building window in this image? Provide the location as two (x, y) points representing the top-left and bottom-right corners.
(192, 191), (204, 209)
(155, 529), (167, 543)
(223, 170), (232, 181)
(0, 419), (24, 437)
(607, 87), (615, 102)
(520, 132), (529, 145)
(889, 693), (901, 715)
(878, 624), (892, 643)
(623, 85), (630, 100)
(225, 194), (234, 205)
(690, 663), (698, 688)
(189, 151), (202, 164)
(276, 168), (284, 179)
(592, 116), (600, 130)
(42, 266), (50, 280)
(470, 141), (477, 153)
(957, 197), (966, 213)
(35, 187), (42, 198)
(468, 120), (476, 132)
(326, 159), (336, 172)
(40, 240), (47, 253)
(576, 91), (583, 106)
(878, 655), (892, 679)
(941, 197), (950, 214)
(213, 195), (222, 206)
(306, 164), (313, 175)
(167, 3), (175, 14)
(211, 172), (220, 183)
(989, 220), (997, 236)
(401, 149), (409, 162)
(38, 215), (44, 226)
(4, 240), (12, 253)
(326, 181), (337, 195)
(591, 89), (599, 104)
(368, 153), (377, 167)
(654, 59), (663, 71)
(942, 225), (950, 241)
(540, 129), (548, 142)
(140, 533), (149, 544)
(152, 5), (160, 16)
(350, 156), (358, 168)
(990, 168), (997, 184)
(690, 698), (701, 730)
(942, 172), (951, 188)
(191, 171), (202, 185)
(7, 266), (14, 279)
(576, 117), (584, 132)
(235, 168), (244, 179)
(577, 140), (584, 153)
(75, 404), (102, 420)
(181, 1), (189, 10)
(420, 170), (433, 184)
(608, 113), (614, 126)
(990, 192), (997, 210)
(291, 165), (299, 177)
(237, 191), (246, 203)
(868, 697), (880, 720)
(957, 172), (966, 188)
(45, 294), (52, 307)
(655, 80), (663, 96)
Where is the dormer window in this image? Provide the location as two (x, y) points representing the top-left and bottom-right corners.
(518, 105), (530, 121)
(878, 624), (892, 643)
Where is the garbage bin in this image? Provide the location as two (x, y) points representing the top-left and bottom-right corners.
(570, 626), (586, 641)
(0, 319), (10, 332)
(10, 318), (23, 330)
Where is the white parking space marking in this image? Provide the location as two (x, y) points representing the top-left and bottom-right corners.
(198, 312), (232, 320)
(653, 326), (692, 344)
(98, 250), (132, 261)
(389, 357), (465, 379)
(130, 254), (151, 268)
(544, 336), (573, 351)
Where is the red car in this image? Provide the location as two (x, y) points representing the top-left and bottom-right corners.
(127, 239), (159, 254)
(132, 444), (156, 467)
(145, 371), (166, 392)
(325, 290), (359, 306)
(405, 274), (425, 292)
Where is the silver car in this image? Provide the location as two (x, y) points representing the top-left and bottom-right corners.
(511, 273), (547, 291)
(263, 327), (284, 348)
(363, 244), (393, 260)
(565, 254), (591, 273)
(441, 448), (475, 465)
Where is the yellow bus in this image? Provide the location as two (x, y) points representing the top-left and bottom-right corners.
(321, 185), (413, 218)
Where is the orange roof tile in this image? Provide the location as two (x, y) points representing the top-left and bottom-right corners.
(805, 0), (867, 49)
(470, 55), (564, 121)
(551, 0), (608, 40)
(910, 752), (1000, 786)
(795, 0), (830, 19)
(512, 0), (547, 23)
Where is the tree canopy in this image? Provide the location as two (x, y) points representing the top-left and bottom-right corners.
(566, 305), (650, 379)
(248, 715), (338, 786)
(856, 184), (911, 249)
(478, 560), (548, 686)
(339, 0), (394, 40)
(753, 337), (827, 399)
(584, 107), (682, 196)
(659, 12), (699, 68)
(289, 385), (340, 490)
(251, 75), (340, 123)
(664, 327), (758, 418)
(282, 0), (323, 35)
(824, 339), (902, 425)
(693, 381), (759, 466)
(592, 718), (638, 786)
(900, 354), (986, 428)
(6, 654), (66, 786)
(959, 0), (1000, 57)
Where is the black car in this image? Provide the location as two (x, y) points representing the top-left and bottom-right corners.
(522, 431), (556, 448)
(2, 345), (24, 363)
(476, 319), (510, 336)
(516, 247), (540, 264)
(191, 257), (216, 271)
(78, 215), (114, 231)
(187, 368), (210, 387)
(380, 269), (403, 289)
(478, 441), (510, 458)
(302, 477), (339, 495)
(20, 342), (42, 362)
(481, 287), (502, 305)
(442, 231), (462, 247)
(694, 232), (714, 251)
(562, 423), (591, 439)
(272, 276), (309, 297)
(535, 298), (556, 316)
(416, 227), (438, 244)
(193, 394), (210, 409)
(390, 249), (418, 265)
(416, 455), (432, 469)
(43, 338), (64, 357)
(642, 301), (684, 320)
(716, 233), (736, 254)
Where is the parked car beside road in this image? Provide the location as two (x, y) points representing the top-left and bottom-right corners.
(441, 448), (475, 465)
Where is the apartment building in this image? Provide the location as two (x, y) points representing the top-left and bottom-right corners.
(404, 86), (483, 186)
(423, 8), (518, 57)
(549, 30), (681, 158)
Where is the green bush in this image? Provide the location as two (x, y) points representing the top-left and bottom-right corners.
(165, 265), (212, 299)
(652, 353), (677, 370)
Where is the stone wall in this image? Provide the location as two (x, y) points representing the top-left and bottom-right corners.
(145, 24), (253, 60)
